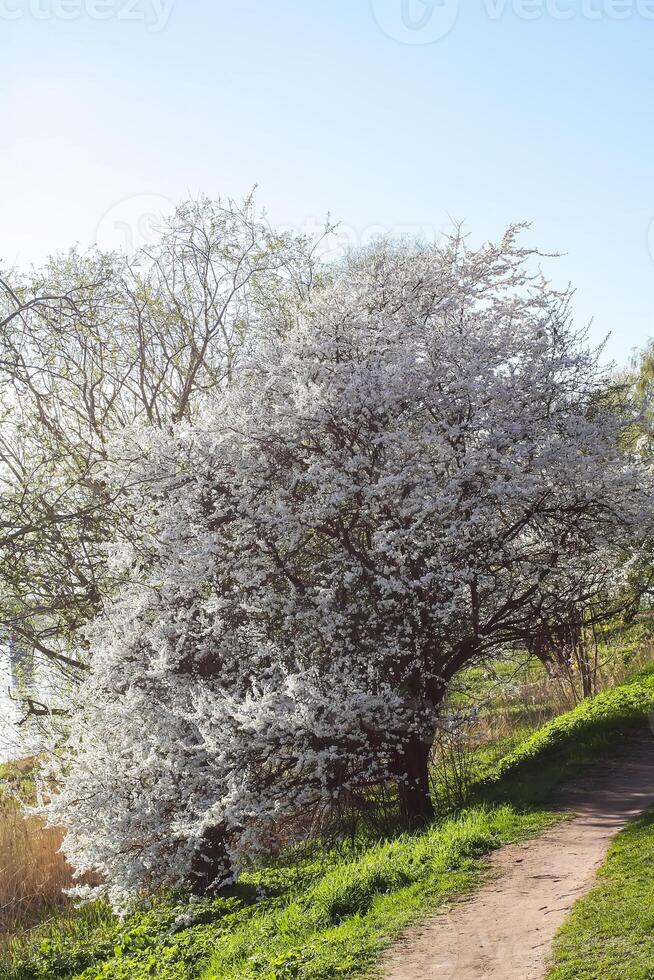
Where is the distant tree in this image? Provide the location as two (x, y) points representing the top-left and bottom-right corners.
(0, 195), (319, 706)
(43, 229), (653, 908)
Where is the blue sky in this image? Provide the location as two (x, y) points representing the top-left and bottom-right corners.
(2, 0), (654, 364)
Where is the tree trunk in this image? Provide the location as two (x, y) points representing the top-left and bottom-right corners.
(398, 735), (434, 828)
(189, 825), (232, 896)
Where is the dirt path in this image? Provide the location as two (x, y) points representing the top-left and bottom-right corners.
(382, 734), (654, 980)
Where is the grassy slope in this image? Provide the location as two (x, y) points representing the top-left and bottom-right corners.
(198, 807), (554, 980)
(3, 668), (654, 980)
(0, 808), (558, 980)
(475, 668), (654, 806)
(547, 809), (654, 980)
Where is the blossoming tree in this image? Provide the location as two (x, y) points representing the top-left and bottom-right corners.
(0, 194), (317, 704)
(44, 228), (653, 907)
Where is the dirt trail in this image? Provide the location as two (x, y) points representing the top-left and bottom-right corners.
(382, 734), (654, 980)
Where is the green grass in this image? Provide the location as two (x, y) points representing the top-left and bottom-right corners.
(0, 758), (37, 809)
(3, 666), (654, 980)
(198, 807), (554, 980)
(547, 808), (654, 980)
(0, 807), (558, 980)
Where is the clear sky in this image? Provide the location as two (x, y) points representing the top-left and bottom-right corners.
(2, 0), (654, 365)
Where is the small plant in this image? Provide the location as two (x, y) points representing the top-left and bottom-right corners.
(432, 708), (482, 811)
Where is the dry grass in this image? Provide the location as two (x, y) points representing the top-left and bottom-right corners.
(0, 758), (74, 939)
(486, 640), (654, 746)
(0, 806), (72, 937)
